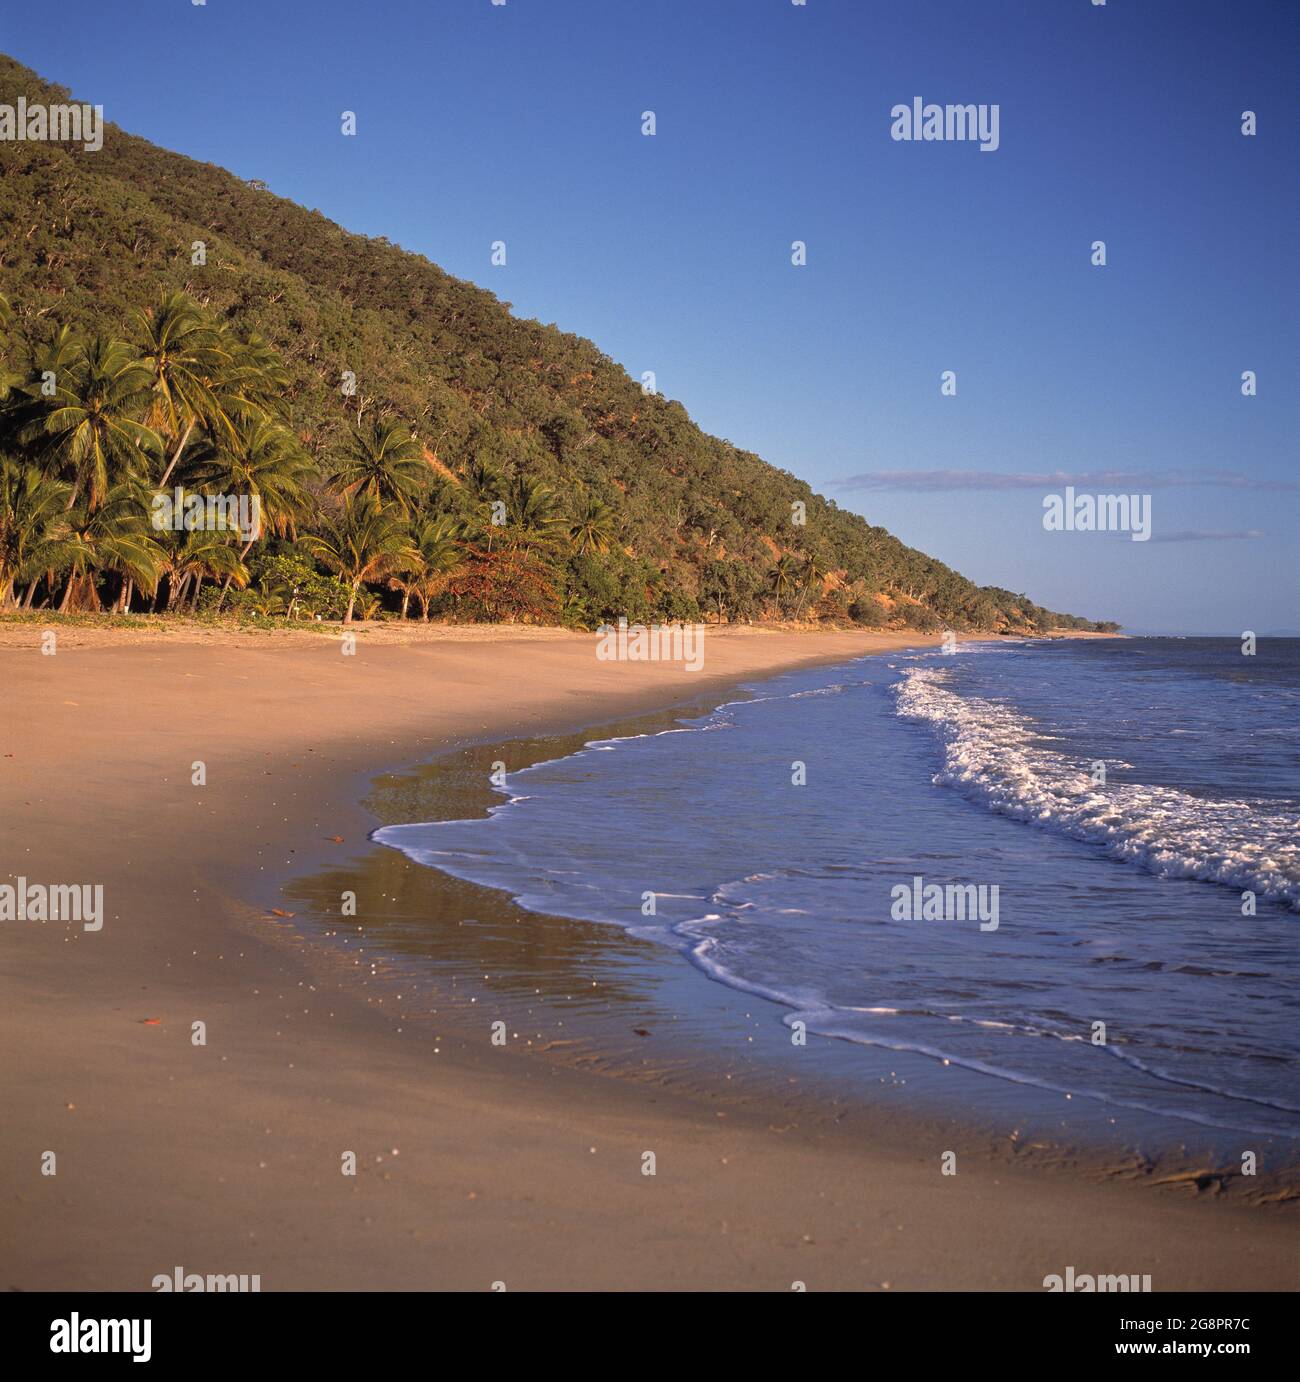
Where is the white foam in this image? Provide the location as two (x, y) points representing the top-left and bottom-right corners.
(893, 667), (1300, 910)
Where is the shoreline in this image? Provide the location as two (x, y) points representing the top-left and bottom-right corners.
(2, 624), (1295, 1290)
(326, 691), (1300, 1188)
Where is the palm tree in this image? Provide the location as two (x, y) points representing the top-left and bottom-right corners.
(300, 492), (418, 624)
(329, 419), (430, 515)
(458, 455), (506, 550)
(222, 331), (291, 413)
(0, 460), (75, 609)
(0, 324), (79, 458)
(389, 513), (463, 620)
(57, 485), (165, 612)
(135, 292), (229, 484)
(794, 551), (826, 620)
(505, 473), (564, 551)
(158, 528), (248, 612)
(567, 490), (619, 556)
(23, 336), (161, 511)
(182, 414), (314, 610)
(769, 553), (800, 614)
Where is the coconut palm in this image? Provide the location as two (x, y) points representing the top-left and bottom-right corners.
(0, 324), (79, 457)
(0, 460), (75, 609)
(223, 332), (291, 413)
(456, 455), (507, 550)
(57, 485), (165, 612)
(794, 551), (826, 619)
(568, 490), (619, 556)
(135, 292), (229, 484)
(181, 415), (314, 610)
(769, 553), (800, 614)
(23, 336), (161, 511)
(388, 513), (463, 619)
(504, 473), (564, 551)
(329, 419), (430, 515)
(300, 492), (418, 624)
(157, 527), (249, 612)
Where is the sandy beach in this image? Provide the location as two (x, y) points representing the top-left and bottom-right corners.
(1, 622), (1294, 1292)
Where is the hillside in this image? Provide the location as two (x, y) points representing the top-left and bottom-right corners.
(0, 54), (1116, 631)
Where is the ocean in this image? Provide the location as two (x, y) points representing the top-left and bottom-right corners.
(374, 638), (1300, 1155)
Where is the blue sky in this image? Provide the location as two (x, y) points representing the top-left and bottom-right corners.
(7, 0), (1297, 632)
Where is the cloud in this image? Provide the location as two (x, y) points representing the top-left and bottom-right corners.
(1148, 529), (1267, 544)
(833, 469), (1299, 494)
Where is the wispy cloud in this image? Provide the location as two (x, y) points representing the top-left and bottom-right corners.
(1148, 529), (1267, 544)
(833, 469), (1299, 494)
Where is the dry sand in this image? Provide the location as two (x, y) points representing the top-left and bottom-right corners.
(0, 621), (1294, 1290)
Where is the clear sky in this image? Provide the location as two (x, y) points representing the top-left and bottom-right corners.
(6, 0), (1296, 632)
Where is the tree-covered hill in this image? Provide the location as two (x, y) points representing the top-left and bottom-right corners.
(0, 54), (1116, 631)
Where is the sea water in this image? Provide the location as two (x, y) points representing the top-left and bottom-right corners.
(376, 638), (1300, 1147)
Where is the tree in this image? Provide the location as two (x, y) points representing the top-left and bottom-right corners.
(329, 419), (430, 515)
(158, 527), (248, 612)
(0, 461), (74, 609)
(436, 547), (561, 623)
(300, 492), (417, 623)
(768, 553), (800, 615)
(184, 414), (314, 610)
(398, 513), (463, 620)
(23, 336), (161, 511)
(504, 473), (564, 551)
(793, 550), (826, 620)
(568, 490), (619, 556)
(135, 292), (228, 484)
(58, 485), (165, 612)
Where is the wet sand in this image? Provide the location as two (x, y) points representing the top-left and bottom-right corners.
(0, 621), (1294, 1290)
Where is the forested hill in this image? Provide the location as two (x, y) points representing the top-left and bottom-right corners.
(0, 54), (1116, 631)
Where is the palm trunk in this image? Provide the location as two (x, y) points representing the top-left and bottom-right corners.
(158, 419), (196, 487)
(215, 536), (257, 613)
(168, 573), (190, 611)
(190, 576), (203, 612)
(400, 590), (410, 619)
(345, 578), (360, 624)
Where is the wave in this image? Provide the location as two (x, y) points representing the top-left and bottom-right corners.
(892, 667), (1300, 910)
(674, 893), (1299, 1137)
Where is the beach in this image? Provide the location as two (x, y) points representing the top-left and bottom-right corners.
(1, 623), (1294, 1292)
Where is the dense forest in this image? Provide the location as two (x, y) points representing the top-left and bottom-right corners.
(0, 55), (1117, 631)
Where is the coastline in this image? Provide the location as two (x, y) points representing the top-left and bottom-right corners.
(2, 623), (1294, 1291)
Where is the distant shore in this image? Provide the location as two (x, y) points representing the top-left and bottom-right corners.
(2, 622), (1292, 1291)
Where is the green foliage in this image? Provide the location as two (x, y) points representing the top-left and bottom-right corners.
(0, 54), (1117, 631)
(214, 550), (349, 621)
